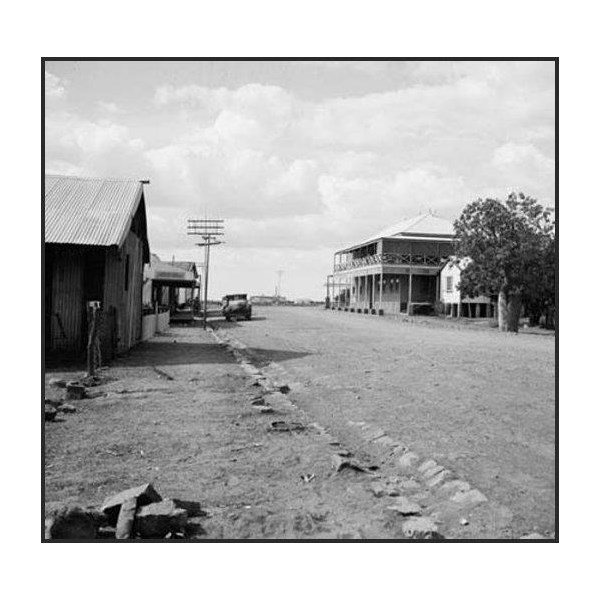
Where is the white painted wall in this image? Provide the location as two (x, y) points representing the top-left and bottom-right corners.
(440, 259), (490, 304)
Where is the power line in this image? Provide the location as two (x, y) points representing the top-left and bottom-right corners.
(187, 218), (225, 329)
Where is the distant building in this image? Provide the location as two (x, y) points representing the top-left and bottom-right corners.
(45, 175), (150, 359)
(143, 255), (200, 309)
(440, 258), (494, 318)
(330, 213), (454, 315)
(250, 295), (289, 305)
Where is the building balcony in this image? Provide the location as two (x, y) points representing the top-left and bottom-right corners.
(334, 253), (447, 273)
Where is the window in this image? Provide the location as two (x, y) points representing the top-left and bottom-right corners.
(446, 276), (453, 293)
(124, 255), (130, 291)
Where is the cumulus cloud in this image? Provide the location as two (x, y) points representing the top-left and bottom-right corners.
(45, 70), (66, 98)
(45, 61), (555, 297)
(492, 142), (554, 175)
(46, 112), (143, 158)
(96, 101), (122, 115)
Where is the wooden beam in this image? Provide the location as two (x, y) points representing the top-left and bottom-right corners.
(407, 270), (413, 315)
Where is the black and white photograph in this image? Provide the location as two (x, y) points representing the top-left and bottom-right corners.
(42, 58), (557, 542)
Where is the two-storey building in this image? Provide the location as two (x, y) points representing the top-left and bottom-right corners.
(330, 213), (455, 315)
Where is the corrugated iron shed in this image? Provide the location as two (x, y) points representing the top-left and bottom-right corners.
(45, 174), (145, 249)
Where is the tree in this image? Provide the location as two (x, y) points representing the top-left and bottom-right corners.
(453, 193), (555, 332)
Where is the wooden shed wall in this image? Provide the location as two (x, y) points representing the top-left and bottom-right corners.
(48, 247), (85, 353)
(103, 229), (145, 354)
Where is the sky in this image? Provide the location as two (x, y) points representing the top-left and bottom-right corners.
(45, 60), (555, 300)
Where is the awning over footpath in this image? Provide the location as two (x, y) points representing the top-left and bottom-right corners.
(149, 261), (198, 288)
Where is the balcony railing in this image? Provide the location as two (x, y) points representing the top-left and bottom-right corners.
(334, 253), (447, 272)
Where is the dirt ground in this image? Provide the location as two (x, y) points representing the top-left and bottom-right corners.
(44, 307), (555, 540)
(45, 326), (411, 539)
(212, 307), (556, 538)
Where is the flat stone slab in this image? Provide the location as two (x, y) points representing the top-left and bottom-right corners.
(402, 517), (440, 539)
(387, 497), (422, 516)
(333, 454), (366, 473)
(396, 451), (420, 472)
(422, 464), (445, 479)
(397, 479), (421, 491)
(101, 483), (162, 526)
(426, 470), (450, 488)
(418, 459), (438, 473)
(115, 497), (137, 539)
(437, 480), (471, 497)
(134, 500), (188, 538)
(450, 489), (488, 507)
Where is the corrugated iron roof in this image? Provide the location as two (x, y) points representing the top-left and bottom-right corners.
(45, 174), (145, 248)
(171, 261), (195, 271)
(339, 213), (455, 253)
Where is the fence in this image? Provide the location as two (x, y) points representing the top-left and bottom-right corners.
(141, 309), (171, 341)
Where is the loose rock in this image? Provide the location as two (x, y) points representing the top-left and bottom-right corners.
(402, 517), (440, 539)
(269, 421), (305, 433)
(397, 479), (420, 491)
(450, 489), (488, 507)
(422, 464), (445, 479)
(57, 403), (77, 413)
(46, 506), (102, 539)
(66, 382), (86, 400)
(387, 497), (422, 516)
(170, 499), (205, 517)
(101, 483), (162, 526)
(396, 451), (420, 473)
(418, 459), (438, 473)
(45, 405), (57, 421)
(426, 470), (450, 488)
(115, 497), (137, 539)
(438, 480), (471, 497)
(49, 378), (67, 388)
(134, 500), (188, 538)
(333, 454), (366, 473)
(520, 532), (547, 540)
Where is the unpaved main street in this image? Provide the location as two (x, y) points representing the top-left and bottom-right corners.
(45, 307), (555, 539)
(213, 307), (556, 537)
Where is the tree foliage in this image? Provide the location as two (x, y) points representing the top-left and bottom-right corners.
(453, 193), (555, 328)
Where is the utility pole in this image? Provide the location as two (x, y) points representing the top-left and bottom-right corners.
(187, 219), (225, 329)
(276, 270), (284, 300)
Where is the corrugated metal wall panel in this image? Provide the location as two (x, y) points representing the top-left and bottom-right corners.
(50, 249), (84, 353)
(102, 229), (145, 354)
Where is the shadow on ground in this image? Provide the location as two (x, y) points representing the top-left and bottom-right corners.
(114, 340), (311, 368)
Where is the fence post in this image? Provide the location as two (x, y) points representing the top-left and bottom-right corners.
(87, 303), (99, 377)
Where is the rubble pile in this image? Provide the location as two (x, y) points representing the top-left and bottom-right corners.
(45, 483), (206, 540)
(45, 376), (105, 422)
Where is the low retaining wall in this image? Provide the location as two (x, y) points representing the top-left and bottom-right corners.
(141, 310), (170, 341)
(157, 310), (169, 332)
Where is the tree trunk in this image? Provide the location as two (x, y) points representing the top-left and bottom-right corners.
(507, 294), (522, 332)
(528, 311), (541, 327)
(498, 289), (509, 331)
(498, 289), (521, 332)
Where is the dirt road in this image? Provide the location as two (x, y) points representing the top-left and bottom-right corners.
(212, 307), (556, 538)
(45, 307), (555, 539)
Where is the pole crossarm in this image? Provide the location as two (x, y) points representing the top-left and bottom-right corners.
(187, 217), (225, 329)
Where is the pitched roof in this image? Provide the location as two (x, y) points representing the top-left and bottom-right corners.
(171, 261), (197, 272)
(45, 174), (147, 249)
(340, 213), (455, 252)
